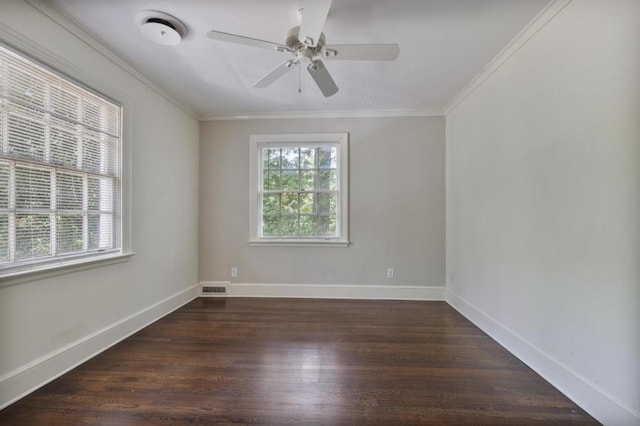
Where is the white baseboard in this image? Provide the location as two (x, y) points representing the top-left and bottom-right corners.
(0, 283), (200, 410)
(445, 289), (640, 426)
(211, 282), (445, 300)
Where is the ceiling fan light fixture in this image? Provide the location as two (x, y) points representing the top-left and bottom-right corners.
(135, 11), (187, 46)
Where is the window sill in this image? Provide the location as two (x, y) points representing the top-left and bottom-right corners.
(249, 239), (350, 248)
(0, 251), (136, 287)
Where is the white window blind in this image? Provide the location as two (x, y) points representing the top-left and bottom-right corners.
(0, 43), (121, 271)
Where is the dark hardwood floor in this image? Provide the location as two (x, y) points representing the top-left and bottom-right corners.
(0, 297), (598, 425)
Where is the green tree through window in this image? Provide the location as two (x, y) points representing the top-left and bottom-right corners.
(250, 133), (349, 246)
(261, 146), (338, 238)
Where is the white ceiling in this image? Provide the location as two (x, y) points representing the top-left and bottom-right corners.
(47, 0), (551, 117)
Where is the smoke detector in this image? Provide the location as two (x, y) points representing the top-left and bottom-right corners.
(135, 11), (187, 46)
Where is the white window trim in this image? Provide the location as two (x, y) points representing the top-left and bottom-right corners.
(0, 31), (133, 285)
(249, 132), (349, 247)
(0, 251), (134, 286)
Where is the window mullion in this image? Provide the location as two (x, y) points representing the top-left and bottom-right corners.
(334, 145), (341, 236)
(50, 169), (57, 256)
(44, 81), (56, 257)
(277, 192), (282, 236)
(82, 173), (88, 252)
(44, 81), (51, 163)
(296, 192), (301, 237)
(78, 88), (87, 253)
(8, 161), (16, 261)
(1, 59), (8, 154)
(297, 148), (301, 237)
(258, 147), (265, 238)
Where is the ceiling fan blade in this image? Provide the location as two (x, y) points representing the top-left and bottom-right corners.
(322, 44), (400, 61)
(307, 60), (338, 97)
(298, 0), (332, 47)
(207, 30), (290, 52)
(254, 60), (297, 88)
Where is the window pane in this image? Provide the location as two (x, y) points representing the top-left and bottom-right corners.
(88, 177), (114, 212)
(281, 216), (298, 236)
(263, 170), (281, 191)
(82, 134), (102, 174)
(50, 120), (78, 167)
(317, 216), (336, 237)
(82, 131), (119, 177)
(15, 165), (50, 209)
(8, 113), (46, 161)
(57, 172), (83, 210)
(262, 194), (280, 216)
(103, 135), (120, 176)
(299, 193), (315, 214)
(281, 170), (299, 191)
(262, 216), (280, 237)
(87, 177), (100, 211)
(82, 99), (102, 130)
(318, 193), (336, 215)
(15, 213), (51, 259)
(318, 146), (336, 169)
(281, 193), (298, 215)
(299, 215), (316, 237)
(266, 148), (280, 169)
(57, 214), (83, 254)
(88, 213), (113, 250)
(300, 148), (315, 169)
(0, 108), (3, 152)
(0, 163), (9, 209)
(8, 64), (46, 107)
(50, 85), (79, 119)
(300, 170), (315, 191)
(281, 148), (299, 169)
(318, 170), (337, 191)
(0, 214), (8, 261)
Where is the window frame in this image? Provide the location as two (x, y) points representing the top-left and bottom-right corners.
(0, 38), (132, 283)
(249, 133), (349, 247)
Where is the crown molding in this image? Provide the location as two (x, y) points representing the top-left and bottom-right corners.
(200, 108), (444, 121)
(23, 0), (198, 119)
(444, 0), (573, 115)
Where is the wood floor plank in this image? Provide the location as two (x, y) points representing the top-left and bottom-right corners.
(0, 298), (598, 425)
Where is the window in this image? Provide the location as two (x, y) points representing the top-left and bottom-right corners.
(249, 133), (349, 246)
(0, 43), (123, 276)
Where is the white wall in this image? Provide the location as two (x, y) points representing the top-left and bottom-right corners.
(199, 116), (445, 297)
(0, 0), (199, 407)
(446, 0), (640, 424)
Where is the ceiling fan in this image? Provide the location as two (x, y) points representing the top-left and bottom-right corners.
(206, 0), (400, 97)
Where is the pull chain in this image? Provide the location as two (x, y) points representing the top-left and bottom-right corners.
(298, 62), (302, 93)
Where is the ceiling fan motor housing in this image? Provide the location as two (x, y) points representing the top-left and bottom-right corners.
(285, 26), (326, 61)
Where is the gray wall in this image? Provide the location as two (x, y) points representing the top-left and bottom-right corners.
(6, 0), (637, 422)
(199, 116), (445, 287)
(446, 0), (640, 422)
(0, 0), (199, 405)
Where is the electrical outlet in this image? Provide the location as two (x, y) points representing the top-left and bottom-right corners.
(386, 268), (394, 279)
(231, 267), (238, 278)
